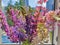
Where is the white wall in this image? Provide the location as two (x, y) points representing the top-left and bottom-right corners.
(53, 22), (58, 45)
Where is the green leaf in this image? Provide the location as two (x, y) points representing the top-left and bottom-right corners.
(22, 40), (31, 45)
(7, 19), (14, 26)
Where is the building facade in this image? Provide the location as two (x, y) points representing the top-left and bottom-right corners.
(0, 0), (1, 6)
(55, 0), (60, 9)
(46, 0), (54, 10)
(25, 0), (29, 6)
(55, 0), (60, 45)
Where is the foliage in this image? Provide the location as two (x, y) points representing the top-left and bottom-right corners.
(7, 19), (14, 26)
(0, 0), (57, 44)
(22, 40), (31, 45)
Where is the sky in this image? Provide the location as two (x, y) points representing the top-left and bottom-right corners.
(29, 0), (38, 7)
(2, 0), (38, 7)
